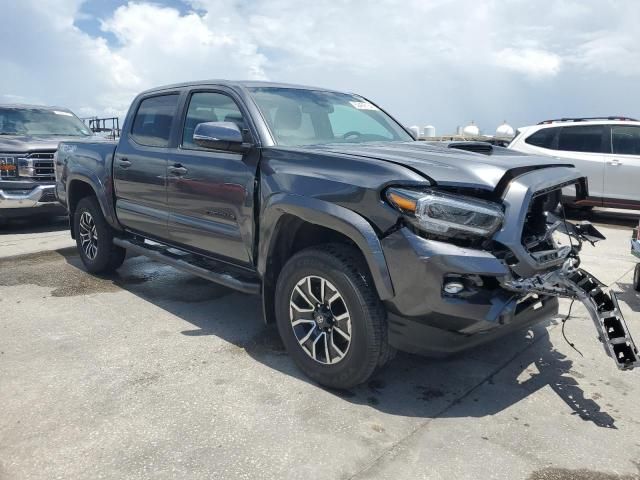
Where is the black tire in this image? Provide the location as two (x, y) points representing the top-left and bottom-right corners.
(634, 264), (640, 292)
(275, 243), (389, 389)
(74, 196), (126, 273)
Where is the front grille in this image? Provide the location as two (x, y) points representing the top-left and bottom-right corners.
(520, 189), (565, 266)
(522, 194), (553, 244)
(22, 152), (56, 181)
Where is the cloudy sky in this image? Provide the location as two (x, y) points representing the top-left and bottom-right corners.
(1, 0), (639, 134)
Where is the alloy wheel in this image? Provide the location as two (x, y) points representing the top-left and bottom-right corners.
(79, 211), (98, 260)
(289, 275), (352, 365)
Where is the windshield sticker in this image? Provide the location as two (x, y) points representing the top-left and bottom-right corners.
(349, 101), (379, 111)
(53, 110), (73, 116)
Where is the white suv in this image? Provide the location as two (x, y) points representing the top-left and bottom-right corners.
(508, 117), (640, 210)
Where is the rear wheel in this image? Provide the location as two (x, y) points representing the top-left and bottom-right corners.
(275, 244), (389, 389)
(633, 264), (640, 292)
(74, 196), (126, 273)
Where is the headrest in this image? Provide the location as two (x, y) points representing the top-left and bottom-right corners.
(274, 103), (302, 130)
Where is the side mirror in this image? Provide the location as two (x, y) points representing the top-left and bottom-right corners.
(193, 121), (250, 152)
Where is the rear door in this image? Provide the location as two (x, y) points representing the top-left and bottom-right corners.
(166, 88), (259, 266)
(555, 124), (607, 201)
(603, 125), (640, 204)
(114, 93), (181, 240)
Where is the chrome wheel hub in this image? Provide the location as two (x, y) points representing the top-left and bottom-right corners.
(79, 211), (98, 260)
(289, 275), (352, 365)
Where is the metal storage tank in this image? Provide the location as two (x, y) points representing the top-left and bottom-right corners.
(462, 122), (480, 137)
(423, 125), (436, 137)
(408, 126), (420, 138)
(496, 121), (515, 137)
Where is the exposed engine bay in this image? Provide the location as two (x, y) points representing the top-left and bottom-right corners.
(502, 209), (639, 370)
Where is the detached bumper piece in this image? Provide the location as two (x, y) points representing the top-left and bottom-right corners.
(504, 261), (639, 371)
(568, 269), (639, 370)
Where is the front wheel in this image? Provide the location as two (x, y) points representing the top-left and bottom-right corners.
(275, 244), (389, 389)
(74, 196), (126, 273)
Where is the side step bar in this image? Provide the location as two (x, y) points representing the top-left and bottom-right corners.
(113, 237), (261, 295)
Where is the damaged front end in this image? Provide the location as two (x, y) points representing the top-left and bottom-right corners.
(381, 164), (638, 368)
(496, 170), (639, 370)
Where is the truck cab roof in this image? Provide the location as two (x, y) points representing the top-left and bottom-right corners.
(140, 80), (347, 96)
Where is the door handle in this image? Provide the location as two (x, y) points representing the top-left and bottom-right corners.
(118, 158), (132, 168)
(607, 159), (623, 166)
(168, 164), (188, 176)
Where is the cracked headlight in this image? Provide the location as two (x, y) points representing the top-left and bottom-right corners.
(386, 188), (504, 237)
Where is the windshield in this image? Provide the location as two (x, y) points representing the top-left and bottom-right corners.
(248, 87), (413, 146)
(0, 108), (92, 136)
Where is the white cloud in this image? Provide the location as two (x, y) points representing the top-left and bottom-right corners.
(495, 48), (562, 78)
(572, 31), (640, 76)
(1, 0), (639, 131)
(101, 2), (267, 85)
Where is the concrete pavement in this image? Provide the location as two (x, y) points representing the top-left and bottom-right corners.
(1, 211), (639, 479)
(0, 215), (73, 259)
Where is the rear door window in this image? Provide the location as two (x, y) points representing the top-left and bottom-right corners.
(524, 127), (559, 149)
(131, 94), (180, 147)
(557, 125), (606, 153)
(611, 126), (640, 155)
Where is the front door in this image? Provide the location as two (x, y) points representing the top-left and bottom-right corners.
(603, 124), (640, 204)
(555, 124), (607, 201)
(166, 90), (258, 266)
(114, 93), (181, 240)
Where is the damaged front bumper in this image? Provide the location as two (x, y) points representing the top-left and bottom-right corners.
(381, 228), (561, 356)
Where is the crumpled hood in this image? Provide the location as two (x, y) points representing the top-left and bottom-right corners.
(0, 134), (92, 153)
(301, 142), (575, 192)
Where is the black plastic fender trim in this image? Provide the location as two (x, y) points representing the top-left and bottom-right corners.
(258, 193), (395, 301)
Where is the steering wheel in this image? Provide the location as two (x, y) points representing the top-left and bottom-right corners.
(342, 131), (363, 140)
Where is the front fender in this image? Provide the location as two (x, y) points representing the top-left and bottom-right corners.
(259, 193), (395, 300)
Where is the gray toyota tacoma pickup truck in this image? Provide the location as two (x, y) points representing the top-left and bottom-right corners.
(0, 104), (92, 224)
(55, 81), (639, 388)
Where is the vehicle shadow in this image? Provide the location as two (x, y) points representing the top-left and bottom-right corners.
(56, 249), (617, 428)
(0, 214), (68, 234)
